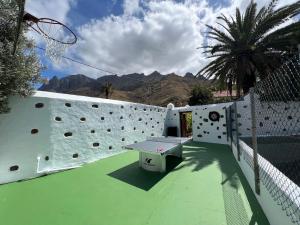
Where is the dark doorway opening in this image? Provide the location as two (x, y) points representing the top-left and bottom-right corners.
(179, 112), (193, 137)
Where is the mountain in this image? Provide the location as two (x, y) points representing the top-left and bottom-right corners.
(40, 74), (101, 97)
(39, 72), (208, 106)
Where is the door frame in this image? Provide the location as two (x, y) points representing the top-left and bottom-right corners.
(179, 111), (192, 137)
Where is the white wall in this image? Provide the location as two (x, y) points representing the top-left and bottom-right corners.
(191, 103), (231, 144)
(0, 95), (52, 184)
(165, 108), (181, 136)
(235, 95), (252, 137)
(236, 95), (300, 137)
(0, 91), (166, 184)
(165, 103), (232, 144)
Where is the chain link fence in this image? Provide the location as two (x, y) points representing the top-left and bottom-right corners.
(253, 55), (300, 223)
(233, 55), (300, 224)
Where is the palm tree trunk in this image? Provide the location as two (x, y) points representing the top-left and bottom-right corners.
(237, 84), (241, 98)
(236, 77), (241, 98)
(105, 89), (110, 99)
(242, 73), (256, 95)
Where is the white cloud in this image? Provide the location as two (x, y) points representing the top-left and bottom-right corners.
(25, 0), (75, 24)
(66, 0), (211, 77)
(24, 0), (76, 60)
(123, 0), (142, 16)
(27, 0), (299, 78)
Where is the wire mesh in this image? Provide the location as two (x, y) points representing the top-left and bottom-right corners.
(252, 55), (300, 224)
(37, 19), (76, 63)
(44, 37), (68, 64)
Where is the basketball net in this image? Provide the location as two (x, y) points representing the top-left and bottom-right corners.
(43, 36), (68, 64)
(23, 13), (77, 64)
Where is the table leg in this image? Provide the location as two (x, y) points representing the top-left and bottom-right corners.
(160, 155), (166, 173)
(172, 145), (183, 158)
(139, 152), (142, 167)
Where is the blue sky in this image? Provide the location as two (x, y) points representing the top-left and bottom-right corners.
(25, 0), (298, 82)
(68, 0), (124, 26)
(27, 0), (128, 79)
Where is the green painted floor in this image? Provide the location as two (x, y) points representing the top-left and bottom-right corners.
(0, 142), (269, 225)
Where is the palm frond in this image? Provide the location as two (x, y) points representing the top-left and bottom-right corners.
(197, 0), (300, 96)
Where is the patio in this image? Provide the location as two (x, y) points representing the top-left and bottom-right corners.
(0, 142), (269, 225)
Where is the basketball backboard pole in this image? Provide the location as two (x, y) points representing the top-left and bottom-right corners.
(12, 0), (26, 55)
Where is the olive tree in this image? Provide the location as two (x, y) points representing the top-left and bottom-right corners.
(0, 0), (42, 113)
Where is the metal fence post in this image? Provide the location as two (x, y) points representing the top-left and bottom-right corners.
(250, 88), (260, 195)
(234, 102), (240, 161)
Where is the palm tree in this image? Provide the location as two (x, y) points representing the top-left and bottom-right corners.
(103, 82), (113, 99)
(197, 0), (300, 97)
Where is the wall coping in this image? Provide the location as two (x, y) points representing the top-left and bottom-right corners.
(33, 91), (166, 108)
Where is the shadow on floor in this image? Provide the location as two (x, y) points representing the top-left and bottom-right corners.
(222, 159), (270, 225)
(176, 142), (270, 225)
(108, 155), (183, 191)
(109, 141), (269, 224)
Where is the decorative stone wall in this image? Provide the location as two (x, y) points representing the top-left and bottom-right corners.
(235, 96), (252, 137)
(192, 103), (231, 145)
(165, 103), (232, 145)
(0, 91), (166, 184)
(0, 91), (239, 185)
(236, 95), (300, 137)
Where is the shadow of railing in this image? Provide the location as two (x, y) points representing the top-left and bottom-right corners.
(174, 142), (269, 225)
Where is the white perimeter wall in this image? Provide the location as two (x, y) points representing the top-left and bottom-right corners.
(236, 95), (300, 137)
(165, 103), (232, 145)
(0, 91), (166, 184)
(0, 93), (235, 184)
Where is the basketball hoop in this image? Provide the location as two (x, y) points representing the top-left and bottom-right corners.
(23, 12), (77, 63)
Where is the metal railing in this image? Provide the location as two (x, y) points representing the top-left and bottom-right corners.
(232, 55), (300, 224)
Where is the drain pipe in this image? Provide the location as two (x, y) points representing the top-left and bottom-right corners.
(250, 88), (260, 195)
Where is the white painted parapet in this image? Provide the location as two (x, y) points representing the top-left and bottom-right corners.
(165, 103), (232, 144)
(0, 91), (166, 184)
(235, 94), (300, 137)
(0, 91), (233, 184)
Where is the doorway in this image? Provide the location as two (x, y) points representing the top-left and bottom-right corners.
(179, 112), (193, 137)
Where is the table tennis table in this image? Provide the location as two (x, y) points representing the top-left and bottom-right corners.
(123, 137), (191, 172)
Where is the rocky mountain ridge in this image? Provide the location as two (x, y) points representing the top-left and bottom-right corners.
(39, 71), (208, 106)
